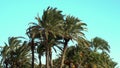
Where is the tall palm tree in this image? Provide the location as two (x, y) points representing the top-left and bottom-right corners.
(26, 23), (37, 68)
(26, 7), (64, 68)
(60, 16), (87, 68)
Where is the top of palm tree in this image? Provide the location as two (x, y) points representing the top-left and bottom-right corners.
(91, 37), (110, 53)
(26, 7), (64, 40)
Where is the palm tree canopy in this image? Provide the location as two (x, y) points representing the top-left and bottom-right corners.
(0, 37), (31, 68)
(91, 37), (110, 53)
(26, 7), (64, 40)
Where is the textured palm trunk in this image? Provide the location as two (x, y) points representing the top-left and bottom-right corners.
(46, 46), (50, 68)
(60, 39), (69, 68)
(49, 47), (53, 68)
(31, 39), (34, 68)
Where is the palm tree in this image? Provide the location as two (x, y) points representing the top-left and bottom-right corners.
(85, 37), (112, 68)
(16, 41), (31, 68)
(60, 16), (87, 68)
(64, 37), (111, 68)
(26, 7), (64, 68)
(0, 37), (31, 68)
(26, 23), (37, 68)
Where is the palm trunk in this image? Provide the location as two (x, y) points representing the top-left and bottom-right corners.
(39, 55), (42, 68)
(46, 46), (50, 68)
(49, 47), (53, 68)
(31, 39), (34, 68)
(60, 39), (69, 68)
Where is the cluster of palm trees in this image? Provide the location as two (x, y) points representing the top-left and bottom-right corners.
(59, 37), (117, 68)
(0, 7), (117, 68)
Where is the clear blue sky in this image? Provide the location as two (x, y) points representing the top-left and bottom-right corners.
(0, 0), (120, 67)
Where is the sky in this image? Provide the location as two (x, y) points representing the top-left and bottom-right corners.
(0, 0), (120, 67)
